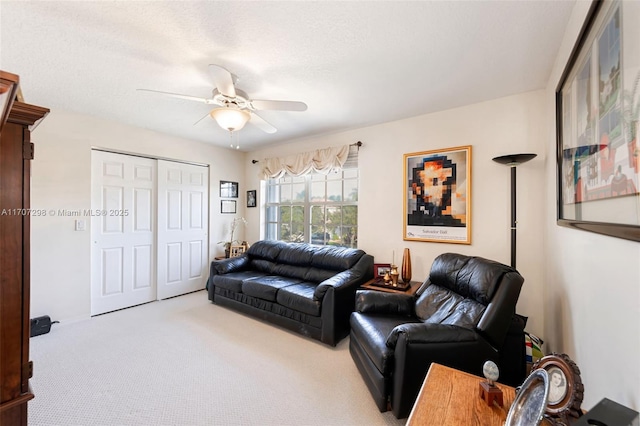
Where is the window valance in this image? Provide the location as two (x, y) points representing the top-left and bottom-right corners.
(259, 145), (350, 179)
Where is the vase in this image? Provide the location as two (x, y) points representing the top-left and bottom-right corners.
(401, 248), (412, 283)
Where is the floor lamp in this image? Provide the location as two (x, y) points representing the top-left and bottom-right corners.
(492, 153), (537, 269)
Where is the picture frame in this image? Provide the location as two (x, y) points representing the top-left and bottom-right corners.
(247, 190), (257, 208)
(229, 245), (246, 258)
(531, 353), (584, 424)
(220, 180), (238, 198)
(556, 0), (640, 242)
(221, 200), (236, 214)
(373, 263), (391, 278)
(404, 146), (471, 244)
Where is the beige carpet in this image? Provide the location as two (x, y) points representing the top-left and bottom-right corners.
(29, 290), (406, 426)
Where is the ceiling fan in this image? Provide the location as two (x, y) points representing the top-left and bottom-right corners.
(137, 64), (307, 135)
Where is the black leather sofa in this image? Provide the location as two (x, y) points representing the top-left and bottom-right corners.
(207, 240), (373, 346)
(349, 253), (525, 418)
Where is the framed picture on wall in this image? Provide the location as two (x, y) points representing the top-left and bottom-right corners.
(556, 0), (640, 242)
(247, 190), (256, 208)
(403, 145), (472, 244)
(220, 180), (238, 198)
(221, 200), (236, 214)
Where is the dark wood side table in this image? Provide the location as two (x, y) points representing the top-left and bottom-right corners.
(360, 279), (421, 295)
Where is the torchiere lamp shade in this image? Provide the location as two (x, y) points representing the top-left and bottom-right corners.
(492, 153), (537, 166)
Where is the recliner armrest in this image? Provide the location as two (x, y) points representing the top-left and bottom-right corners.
(386, 322), (478, 348)
(355, 290), (415, 316)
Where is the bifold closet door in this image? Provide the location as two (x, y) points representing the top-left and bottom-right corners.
(157, 160), (209, 300)
(91, 151), (157, 316)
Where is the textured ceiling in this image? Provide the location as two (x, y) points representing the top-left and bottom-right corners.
(0, 1), (575, 151)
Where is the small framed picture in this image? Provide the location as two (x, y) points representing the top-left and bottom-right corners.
(247, 190), (257, 208)
(373, 263), (391, 278)
(530, 353), (583, 424)
(221, 200), (236, 214)
(229, 245), (245, 258)
(220, 180), (238, 198)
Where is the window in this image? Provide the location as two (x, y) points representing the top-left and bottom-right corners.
(265, 168), (358, 248)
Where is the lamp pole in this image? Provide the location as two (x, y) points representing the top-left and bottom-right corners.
(492, 153), (537, 269)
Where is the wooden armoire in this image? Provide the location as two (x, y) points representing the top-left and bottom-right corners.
(0, 71), (49, 425)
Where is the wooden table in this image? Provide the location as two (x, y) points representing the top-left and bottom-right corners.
(360, 279), (421, 295)
(407, 363), (516, 426)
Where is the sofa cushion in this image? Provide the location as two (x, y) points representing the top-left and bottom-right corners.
(273, 263), (309, 281)
(249, 259), (277, 274)
(242, 275), (303, 302)
(310, 245), (365, 271)
(246, 240), (286, 261)
(276, 282), (321, 316)
(212, 271), (268, 293)
(276, 243), (315, 265)
(304, 267), (337, 284)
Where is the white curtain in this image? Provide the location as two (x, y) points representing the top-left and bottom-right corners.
(259, 145), (350, 179)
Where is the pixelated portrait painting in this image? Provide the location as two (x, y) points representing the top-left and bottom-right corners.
(404, 146), (471, 244)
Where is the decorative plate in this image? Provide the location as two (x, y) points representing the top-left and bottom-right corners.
(505, 368), (550, 426)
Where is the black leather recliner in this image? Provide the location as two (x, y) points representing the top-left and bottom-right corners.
(349, 253), (525, 418)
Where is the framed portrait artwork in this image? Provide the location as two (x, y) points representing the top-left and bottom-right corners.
(247, 190), (257, 208)
(556, 0), (640, 242)
(404, 146), (471, 244)
(530, 353), (584, 425)
(220, 180), (238, 198)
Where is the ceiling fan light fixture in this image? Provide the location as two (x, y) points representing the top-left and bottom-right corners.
(210, 106), (250, 132)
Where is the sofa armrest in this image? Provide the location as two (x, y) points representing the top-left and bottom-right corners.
(313, 253), (373, 301)
(314, 270), (357, 300)
(211, 254), (249, 275)
(355, 290), (415, 316)
(386, 322), (478, 348)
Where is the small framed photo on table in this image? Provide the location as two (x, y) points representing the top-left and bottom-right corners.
(229, 245), (246, 258)
(373, 263), (391, 278)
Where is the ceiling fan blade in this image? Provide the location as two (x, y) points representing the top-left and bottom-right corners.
(193, 111), (211, 126)
(209, 64), (236, 98)
(137, 89), (214, 104)
(250, 99), (308, 111)
(249, 112), (277, 134)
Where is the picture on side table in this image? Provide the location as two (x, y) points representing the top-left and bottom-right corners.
(373, 263), (391, 278)
(404, 145), (471, 244)
(530, 353), (583, 425)
(229, 245), (246, 258)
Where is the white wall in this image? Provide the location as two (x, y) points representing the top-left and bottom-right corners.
(30, 109), (245, 321)
(246, 90), (548, 336)
(543, 1), (640, 411)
